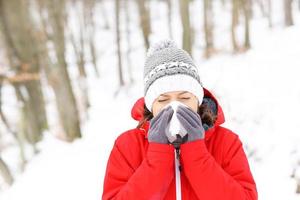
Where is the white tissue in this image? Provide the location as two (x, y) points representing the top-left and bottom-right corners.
(163, 101), (188, 143)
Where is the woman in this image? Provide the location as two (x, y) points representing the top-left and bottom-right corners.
(102, 40), (258, 199)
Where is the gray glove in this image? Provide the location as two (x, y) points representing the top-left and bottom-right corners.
(148, 106), (174, 144)
(176, 105), (205, 142)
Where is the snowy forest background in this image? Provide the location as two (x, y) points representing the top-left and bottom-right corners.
(0, 0), (299, 199)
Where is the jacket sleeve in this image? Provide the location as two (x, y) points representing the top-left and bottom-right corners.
(102, 141), (175, 200)
(180, 134), (258, 200)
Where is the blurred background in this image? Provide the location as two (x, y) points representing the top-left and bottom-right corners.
(0, 0), (299, 199)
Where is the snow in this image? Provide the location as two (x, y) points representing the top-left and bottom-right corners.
(1, 0), (300, 199)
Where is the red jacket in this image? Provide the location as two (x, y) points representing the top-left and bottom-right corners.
(102, 89), (258, 200)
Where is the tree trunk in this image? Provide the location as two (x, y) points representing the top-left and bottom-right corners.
(248, 0), (253, 18)
(284, 0), (294, 26)
(166, 0), (173, 39)
(124, 0), (134, 84)
(221, 0), (226, 8)
(136, 0), (151, 50)
(85, 0), (100, 77)
(0, 0), (48, 145)
(13, 83), (41, 151)
(0, 66), (27, 172)
(115, 0), (125, 87)
(179, 0), (192, 55)
(231, 0), (239, 52)
(99, 0), (110, 29)
(267, 0), (273, 28)
(242, 0), (251, 50)
(203, 0), (214, 58)
(258, 0), (267, 17)
(38, 0), (82, 141)
(89, 38), (99, 77)
(69, 1), (90, 113)
(0, 157), (14, 186)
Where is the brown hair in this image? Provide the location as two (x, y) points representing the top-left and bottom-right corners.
(137, 101), (217, 129)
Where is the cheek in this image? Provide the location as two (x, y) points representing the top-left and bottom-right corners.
(152, 103), (166, 117)
(182, 100), (198, 113)
(191, 104), (199, 113)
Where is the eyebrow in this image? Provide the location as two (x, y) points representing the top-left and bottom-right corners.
(160, 91), (189, 97)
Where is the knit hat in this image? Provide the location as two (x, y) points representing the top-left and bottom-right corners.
(144, 39), (204, 111)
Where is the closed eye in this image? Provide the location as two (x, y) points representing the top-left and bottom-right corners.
(158, 99), (168, 102)
(180, 97), (190, 100)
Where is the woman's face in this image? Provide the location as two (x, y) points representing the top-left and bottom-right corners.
(152, 91), (199, 117)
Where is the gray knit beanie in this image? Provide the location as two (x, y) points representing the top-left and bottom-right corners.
(144, 39), (204, 111)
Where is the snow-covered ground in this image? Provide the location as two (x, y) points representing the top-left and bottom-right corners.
(1, 1), (300, 199)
